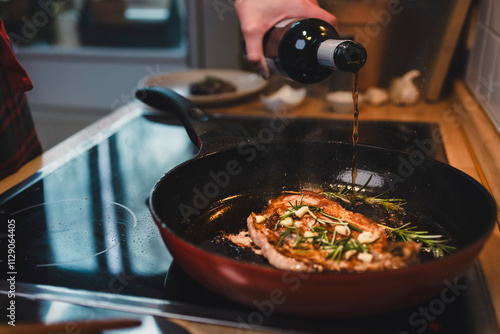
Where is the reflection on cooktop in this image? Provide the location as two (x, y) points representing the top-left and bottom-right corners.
(1, 113), (494, 334)
(12, 199), (136, 270)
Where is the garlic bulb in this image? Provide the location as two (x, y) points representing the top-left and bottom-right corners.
(389, 70), (420, 105)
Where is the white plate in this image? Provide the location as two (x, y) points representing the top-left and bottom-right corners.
(140, 69), (267, 106)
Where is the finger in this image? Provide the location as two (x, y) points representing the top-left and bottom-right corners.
(302, 1), (338, 30)
(310, 9), (338, 30)
(255, 57), (270, 80)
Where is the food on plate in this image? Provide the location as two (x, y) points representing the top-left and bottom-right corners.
(242, 190), (452, 273)
(189, 75), (237, 95)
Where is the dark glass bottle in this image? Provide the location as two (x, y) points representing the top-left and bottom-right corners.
(263, 18), (367, 84)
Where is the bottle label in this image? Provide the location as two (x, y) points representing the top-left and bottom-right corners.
(317, 40), (345, 70)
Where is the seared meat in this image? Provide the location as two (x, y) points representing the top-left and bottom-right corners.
(247, 191), (420, 273)
(189, 75), (236, 95)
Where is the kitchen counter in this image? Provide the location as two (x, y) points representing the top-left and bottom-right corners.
(0, 79), (498, 333)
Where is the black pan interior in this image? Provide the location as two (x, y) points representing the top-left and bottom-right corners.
(151, 141), (496, 263)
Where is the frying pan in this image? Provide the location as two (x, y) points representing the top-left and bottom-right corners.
(136, 87), (497, 318)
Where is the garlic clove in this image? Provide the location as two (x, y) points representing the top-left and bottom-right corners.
(344, 249), (357, 260)
(358, 252), (374, 263)
(334, 225), (349, 236)
(280, 217), (294, 227)
(357, 231), (378, 244)
(303, 231), (318, 238)
(294, 206), (309, 218)
(255, 215), (267, 223)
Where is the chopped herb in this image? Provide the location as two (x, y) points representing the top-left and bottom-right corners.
(275, 205), (370, 263)
(323, 237), (369, 263)
(277, 223), (301, 247)
(274, 196), (305, 229)
(276, 228), (294, 247)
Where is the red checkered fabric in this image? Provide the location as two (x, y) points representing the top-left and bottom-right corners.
(0, 19), (42, 180)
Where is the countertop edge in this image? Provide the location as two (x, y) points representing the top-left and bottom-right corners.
(0, 102), (143, 196)
(452, 79), (500, 330)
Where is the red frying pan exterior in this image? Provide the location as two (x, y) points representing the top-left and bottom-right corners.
(155, 214), (485, 317)
(148, 141), (496, 318)
(138, 87), (497, 317)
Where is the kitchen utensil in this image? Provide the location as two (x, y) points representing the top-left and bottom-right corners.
(135, 87), (497, 318)
(0, 319), (142, 334)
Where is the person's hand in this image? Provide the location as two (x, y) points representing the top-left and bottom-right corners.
(235, 0), (337, 79)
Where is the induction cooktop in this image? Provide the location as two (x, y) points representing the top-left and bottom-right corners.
(0, 111), (497, 333)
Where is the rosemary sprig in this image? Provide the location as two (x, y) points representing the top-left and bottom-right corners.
(363, 188), (406, 211)
(322, 176), (406, 211)
(380, 223), (456, 257)
(324, 188), (405, 211)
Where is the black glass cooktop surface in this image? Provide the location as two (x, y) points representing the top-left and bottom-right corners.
(0, 111), (496, 333)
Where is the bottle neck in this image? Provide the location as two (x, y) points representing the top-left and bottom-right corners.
(317, 39), (367, 73)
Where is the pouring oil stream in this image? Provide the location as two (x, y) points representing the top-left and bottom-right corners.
(351, 71), (360, 201)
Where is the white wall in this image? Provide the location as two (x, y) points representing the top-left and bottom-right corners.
(16, 46), (188, 150)
(19, 47), (188, 112)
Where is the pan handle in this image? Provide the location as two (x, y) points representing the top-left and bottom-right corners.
(135, 86), (222, 148)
